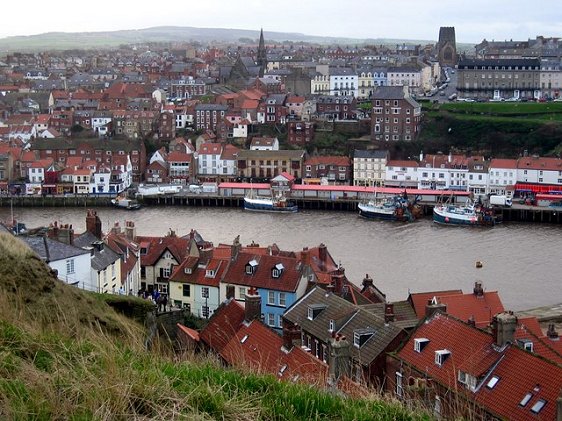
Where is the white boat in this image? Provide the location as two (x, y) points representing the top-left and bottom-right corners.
(358, 193), (421, 222)
(433, 199), (498, 226)
(243, 193), (297, 213)
(111, 197), (142, 210)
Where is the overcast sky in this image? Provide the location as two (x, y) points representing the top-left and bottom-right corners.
(1, 0), (561, 44)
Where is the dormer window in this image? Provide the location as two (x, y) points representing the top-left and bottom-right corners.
(414, 338), (429, 353)
(434, 349), (451, 366)
(353, 328), (375, 348)
(329, 319), (335, 332)
(245, 259), (258, 275)
(184, 267), (192, 274)
(205, 269), (215, 278)
(140, 247), (147, 255)
(307, 304), (326, 320)
(272, 263), (284, 278)
(517, 339), (534, 352)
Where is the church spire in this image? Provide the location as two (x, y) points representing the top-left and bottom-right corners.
(257, 28), (267, 77)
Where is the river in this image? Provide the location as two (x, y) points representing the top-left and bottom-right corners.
(2, 205), (561, 311)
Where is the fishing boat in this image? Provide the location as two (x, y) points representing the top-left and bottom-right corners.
(433, 198), (498, 226)
(111, 197), (142, 210)
(243, 192), (297, 213)
(358, 192), (422, 222)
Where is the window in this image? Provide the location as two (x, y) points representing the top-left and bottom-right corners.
(519, 393), (532, 407)
(531, 399), (546, 414)
(268, 291), (275, 305)
(162, 267), (171, 278)
(279, 293), (286, 307)
(307, 304), (326, 320)
(414, 338), (429, 352)
(435, 350), (451, 366)
(329, 319), (335, 332)
(239, 287), (246, 299)
(66, 259), (75, 274)
(268, 313), (275, 327)
(395, 372), (403, 397)
(486, 376), (500, 389)
(201, 287), (209, 298)
(353, 329), (375, 348)
(201, 305), (209, 318)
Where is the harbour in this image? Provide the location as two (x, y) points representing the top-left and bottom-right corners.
(2, 205), (561, 312)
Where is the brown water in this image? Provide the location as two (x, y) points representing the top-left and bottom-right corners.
(2, 206), (561, 311)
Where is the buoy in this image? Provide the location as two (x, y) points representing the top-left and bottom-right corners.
(476, 261), (483, 268)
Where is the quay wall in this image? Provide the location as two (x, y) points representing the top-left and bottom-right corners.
(1, 193), (561, 224)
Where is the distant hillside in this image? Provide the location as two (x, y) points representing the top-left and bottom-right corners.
(0, 25), (451, 52)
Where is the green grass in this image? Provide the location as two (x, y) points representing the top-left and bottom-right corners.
(0, 233), (429, 420)
(439, 101), (562, 116)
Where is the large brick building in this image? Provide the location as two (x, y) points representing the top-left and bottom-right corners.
(236, 149), (306, 180)
(371, 86), (421, 142)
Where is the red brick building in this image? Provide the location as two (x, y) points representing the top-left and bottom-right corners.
(371, 86), (421, 142)
(287, 121), (315, 145)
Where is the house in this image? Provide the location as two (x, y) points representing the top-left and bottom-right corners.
(144, 160), (168, 184)
(384, 160), (419, 188)
(353, 149), (389, 187)
(249, 137), (279, 151)
(304, 156), (351, 184)
(220, 240), (309, 331)
(315, 95), (357, 121)
(488, 158), (517, 197)
(386, 312), (562, 421)
(166, 151), (193, 185)
(287, 121), (315, 145)
(283, 286), (405, 387)
(195, 104), (228, 132)
(197, 143), (223, 182)
(407, 282), (505, 328)
(20, 228), (92, 290)
(236, 149), (307, 180)
(257, 94), (287, 125)
(371, 86), (421, 142)
(196, 295), (330, 388)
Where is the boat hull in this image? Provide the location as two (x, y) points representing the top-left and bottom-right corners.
(358, 207), (398, 221)
(433, 207), (495, 226)
(243, 198), (297, 213)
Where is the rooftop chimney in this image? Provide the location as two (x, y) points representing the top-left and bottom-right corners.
(282, 322), (300, 351)
(244, 287), (261, 322)
(425, 297), (447, 318)
(301, 247), (310, 267)
(547, 324), (559, 340)
(318, 243), (327, 263)
(362, 274), (374, 290)
(328, 334), (351, 384)
(473, 281), (484, 297)
(326, 283), (335, 295)
(467, 315), (476, 327)
(111, 221), (122, 235)
(125, 220), (136, 241)
(492, 311), (518, 348)
(86, 209), (102, 239)
(231, 235), (241, 261)
(384, 302), (395, 323)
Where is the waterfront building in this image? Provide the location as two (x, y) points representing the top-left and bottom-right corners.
(236, 149), (306, 180)
(304, 156), (352, 184)
(353, 149), (389, 187)
(384, 160), (419, 188)
(516, 156), (562, 192)
(371, 86), (421, 142)
(104, 220), (142, 296)
(167, 151), (193, 185)
(488, 158), (518, 197)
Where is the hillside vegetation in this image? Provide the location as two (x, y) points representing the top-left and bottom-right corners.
(0, 233), (428, 420)
(416, 102), (562, 158)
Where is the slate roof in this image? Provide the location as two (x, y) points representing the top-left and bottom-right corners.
(353, 149), (389, 160)
(372, 86), (407, 100)
(21, 236), (90, 262)
(284, 287), (404, 367)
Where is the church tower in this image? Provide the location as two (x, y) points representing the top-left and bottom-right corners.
(437, 27), (457, 67)
(257, 28), (267, 77)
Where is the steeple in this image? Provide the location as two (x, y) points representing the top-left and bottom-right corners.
(257, 28), (267, 77)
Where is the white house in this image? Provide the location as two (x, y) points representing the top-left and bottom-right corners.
(387, 67), (421, 89)
(516, 156), (562, 187)
(488, 159), (518, 197)
(91, 166), (111, 194)
(249, 137), (279, 151)
(92, 112), (112, 137)
(384, 160), (419, 188)
(197, 143), (223, 177)
(329, 68), (358, 97)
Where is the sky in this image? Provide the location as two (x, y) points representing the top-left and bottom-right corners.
(1, 0), (561, 44)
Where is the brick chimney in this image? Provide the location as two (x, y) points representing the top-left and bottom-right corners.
(384, 302), (395, 323)
(331, 271), (344, 295)
(425, 298), (447, 318)
(547, 324), (559, 340)
(328, 333), (351, 384)
(492, 311), (518, 347)
(318, 243), (327, 263)
(362, 274), (373, 291)
(49, 223), (73, 245)
(86, 209), (102, 239)
(301, 247), (310, 266)
(231, 235), (241, 261)
(282, 322), (300, 351)
(111, 221), (122, 235)
(125, 220), (136, 241)
(473, 281), (484, 297)
(244, 287), (261, 322)
(467, 315), (476, 327)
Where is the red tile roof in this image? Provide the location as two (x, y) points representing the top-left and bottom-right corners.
(397, 313), (562, 421)
(198, 143), (222, 155)
(200, 299), (246, 354)
(518, 156), (562, 171)
(305, 156), (351, 167)
(136, 235), (191, 266)
(490, 158), (518, 169)
(167, 151), (192, 162)
(387, 160), (419, 168)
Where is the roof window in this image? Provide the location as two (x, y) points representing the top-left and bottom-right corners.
(434, 349), (451, 366)
(486, 375), (500, 389)
(519, 393), (532, 407)
(414, 338), (429, 353)
(531, 399), (546, 414)
(353, 328), (375, 348)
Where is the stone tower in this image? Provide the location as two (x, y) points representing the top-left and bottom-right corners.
(437, 27), (457, 66)
(257, 28), (267, 77)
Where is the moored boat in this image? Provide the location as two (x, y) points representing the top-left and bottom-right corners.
(111, 197), (142, 210)
(243, 194), (298, 213)
(433, 199), (498, 226)
(358, 193), (422, 222)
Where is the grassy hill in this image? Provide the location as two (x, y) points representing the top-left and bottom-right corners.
(0, 232), (428, 420)
(415, 101), (562, 158)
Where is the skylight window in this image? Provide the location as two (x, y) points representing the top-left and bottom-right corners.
(240, 335), (248, 344)
(531, 399), (546, 414)
(519, 393), (532, 407)
(486, 376), (500, 389)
